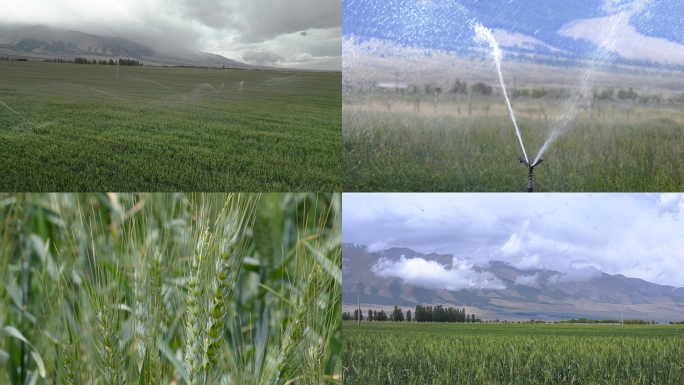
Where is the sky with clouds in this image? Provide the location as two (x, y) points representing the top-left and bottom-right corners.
(2, 0), (341, 70)
(343, 193), (684, 288)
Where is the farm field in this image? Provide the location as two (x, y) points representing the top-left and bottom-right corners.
(343, 94), (684, 191)
(0, 61), (341, 191)
(341, 322), (684, 384)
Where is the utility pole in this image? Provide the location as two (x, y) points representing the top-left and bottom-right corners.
(116, 49), (119, 79)
(357, 278), (364, 326)
(621, 296), (624, 329)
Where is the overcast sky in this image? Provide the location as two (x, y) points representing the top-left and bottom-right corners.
(343, 193), (684, 288)
(2, 0), (341, 70)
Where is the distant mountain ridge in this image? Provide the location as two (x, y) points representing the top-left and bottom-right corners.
(343, 244), (684, 322)
(0, 25), (273, 69)
(343, 0), (684, 67)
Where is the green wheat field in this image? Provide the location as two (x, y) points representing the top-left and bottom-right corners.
(342, 322), (684, 384)
(343, 94), (684, 192)
(0, 61), (341, 191)
(0, 193), (341, 385)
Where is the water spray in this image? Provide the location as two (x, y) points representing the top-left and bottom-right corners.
(0, 100), (38, 130)
(89, 87), (140, 110)
(518, 155), (543, 192)
(202, 83), (218, 93)
(474, 23), (527, 161)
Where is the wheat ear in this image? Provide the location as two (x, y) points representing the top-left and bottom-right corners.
(275, 266), (320, 384)
(186, 227), (209, 385)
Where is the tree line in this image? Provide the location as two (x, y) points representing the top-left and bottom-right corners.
(342, 305), (481, 323)
(414, 305), (480, 323)
(73, 57), (143, 66)
(558, 318), (658, 325)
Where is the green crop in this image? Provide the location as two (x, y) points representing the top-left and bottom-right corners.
(0, 61), (341, 191)
(0, 193), (342, 384)
(341, 322), (684, 384)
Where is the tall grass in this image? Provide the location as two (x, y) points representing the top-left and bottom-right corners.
(0, 193), (341, 384)
(343, 106), (684, 191)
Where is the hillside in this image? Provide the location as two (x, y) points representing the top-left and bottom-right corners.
(343, 244), (684, 322)
(0, 24), (272, 69)
(343, 0), (684, 67)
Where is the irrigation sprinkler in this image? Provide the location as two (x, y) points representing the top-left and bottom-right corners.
(518, 155), (543, 192)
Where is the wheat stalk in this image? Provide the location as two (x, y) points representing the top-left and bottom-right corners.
(202, 194), (256, 376)
(96, 305), (124, 385)
(186, 226), (210, 385)
(135, 246), (165, 382)
(275, 266), (320, 384)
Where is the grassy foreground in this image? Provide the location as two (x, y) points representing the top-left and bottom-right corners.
(342, 322), (684, 384)
(342, 101), (684, 192)
(0, 193), (341, 384)
(0, 62), (341, 191)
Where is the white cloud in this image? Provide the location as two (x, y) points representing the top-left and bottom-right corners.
(371, 256), (506, 291)
(515, 274), (539, 287)
(657, 194), (684, 217)
(500, 220), (529, 256)
(547, 274), (561, 284)
(343, 193), (684, 287)
(511, 254), (541, 270)
(367, 238), (392, 253)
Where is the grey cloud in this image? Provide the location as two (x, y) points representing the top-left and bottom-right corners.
(183, 0), (340, 43)
(557, 267), (602, 283)
(242, 50), (284, 63)
(514, 274), (540, 287)
(3, 0), (341, 70)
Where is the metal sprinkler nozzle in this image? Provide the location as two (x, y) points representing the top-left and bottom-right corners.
(518, 155), (543, 192)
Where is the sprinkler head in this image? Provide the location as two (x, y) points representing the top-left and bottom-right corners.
(518, 155), (543, 172)
(518, 155), (543, 192)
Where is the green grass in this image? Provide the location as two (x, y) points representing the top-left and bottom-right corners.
(342, 100), (684, 191)
(0, 62), (341, 191)
(341, 322), (684, 384)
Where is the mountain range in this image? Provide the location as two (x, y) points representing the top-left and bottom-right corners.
(0, 24), (272, 69)
(343, 244), (684, 323)
(343, 0), (684, 67)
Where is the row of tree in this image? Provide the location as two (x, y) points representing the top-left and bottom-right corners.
(558, 318), (658, 325)
(414, 305), (480, 323)
(341, 308), (397, 322)
(414, 79), (682, 105)
(342, 311), (666, 325)
(342, 305), (481, 323)
(73, 57), (143, 66)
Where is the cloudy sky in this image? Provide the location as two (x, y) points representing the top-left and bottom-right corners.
(2, 0), (341, 70)
(343, 193), (684, 288)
